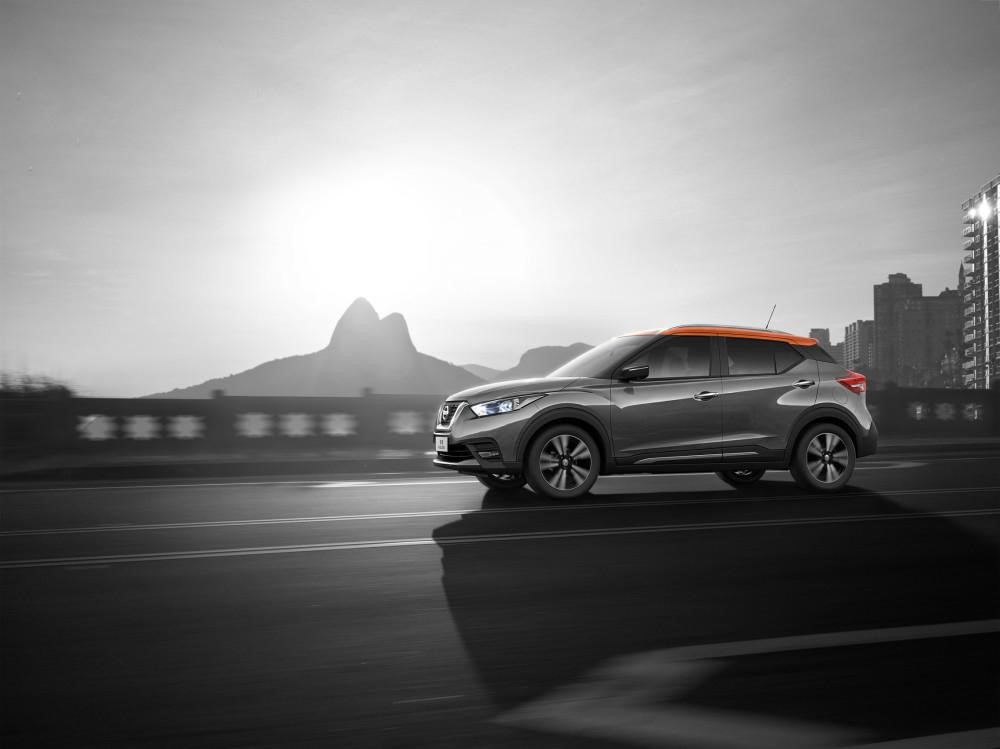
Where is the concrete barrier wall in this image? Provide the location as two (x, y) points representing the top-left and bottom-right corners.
(2, 387), (998, 461)
(867, 387), (999, 437)
(0, 392), (444, 460)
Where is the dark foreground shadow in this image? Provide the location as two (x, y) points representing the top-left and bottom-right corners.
(432, 483), (1000, 713)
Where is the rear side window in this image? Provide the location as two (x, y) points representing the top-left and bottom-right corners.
(773, 343), (804, 372)
(726, 338), (803, 375)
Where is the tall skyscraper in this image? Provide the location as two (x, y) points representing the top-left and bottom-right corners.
(844, 320), (875, 371)
(961, 174), (1000, 389)
(873, 273), (922, 383)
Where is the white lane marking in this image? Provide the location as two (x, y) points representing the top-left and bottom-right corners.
(393, 694), (465, 705)
(855, 460), (924, 470)
(909, 455), (1000, 463)
(0, 476), (468, 494)
(1, 507), (997, 569)
(3, 485), (997, 538)
(851, 728), (1000, 749)
(498, 619), (1000, 749)
(311, 479), (478, 488)
(614, 618), (1000, 661)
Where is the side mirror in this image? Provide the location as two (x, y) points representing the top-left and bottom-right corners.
(618, 364), (649, 382)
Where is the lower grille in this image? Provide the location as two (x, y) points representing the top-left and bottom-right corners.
(437, 443), (473, 463)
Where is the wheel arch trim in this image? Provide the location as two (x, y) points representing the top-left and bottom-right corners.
(784, 406), (865, 464)
(515, 407), (613, 473)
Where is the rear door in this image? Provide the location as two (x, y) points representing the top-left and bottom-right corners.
(720, 337), (819, 461)
(610, 335), (723, 464)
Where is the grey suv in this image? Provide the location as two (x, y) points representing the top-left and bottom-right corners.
(433, 325), (877, 499)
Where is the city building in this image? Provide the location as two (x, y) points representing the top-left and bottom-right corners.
(961, 173), (1000, 389)
(830, 341), (845, 367)
(844, 320), (875, 371)
(809, 328), (832, 351)
(897, 289), (963, 387)
(872, 273), (963, 388)
(873, 273), (923, 384)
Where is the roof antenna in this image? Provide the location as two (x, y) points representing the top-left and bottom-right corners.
(764, 304), (776, 329)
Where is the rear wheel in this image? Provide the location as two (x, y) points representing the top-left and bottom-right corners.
(476, 473), (526, 490)
(715, 468), (766, 487)
(525, 425), (600, 500)
(790, 423), (855, 492)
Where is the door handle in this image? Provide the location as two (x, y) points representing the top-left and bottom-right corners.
(793, 379), (815, 389)
(693, 391), (720, 401)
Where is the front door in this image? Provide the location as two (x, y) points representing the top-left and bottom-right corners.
(610, 335), (723, 464)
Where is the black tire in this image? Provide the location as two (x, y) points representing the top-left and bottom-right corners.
(524, 424), (600, 500)
(715, 468), (766, 488)
(476, 473), (527, 490)
(789, 423), (856, 492)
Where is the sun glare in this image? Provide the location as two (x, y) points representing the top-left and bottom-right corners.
(257, 159), (535, 307)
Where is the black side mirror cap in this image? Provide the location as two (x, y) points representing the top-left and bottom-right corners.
(619, 364), (649, 382)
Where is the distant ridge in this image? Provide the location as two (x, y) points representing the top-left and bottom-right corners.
(491, 342), (592, 381)
(456, 342), (594, 383)
(460, 364), (502, 381)
(146, 298), (483, 398)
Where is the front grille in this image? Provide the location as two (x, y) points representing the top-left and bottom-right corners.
(437, 401), (464, 428)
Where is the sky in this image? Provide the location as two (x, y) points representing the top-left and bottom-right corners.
(2, 0), (998, 396)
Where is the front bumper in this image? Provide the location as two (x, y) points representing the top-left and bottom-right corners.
(432, 436), (519, 474)
(432, 402), (541, 475)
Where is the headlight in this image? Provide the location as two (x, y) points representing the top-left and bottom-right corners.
(470, 394), (544, 417)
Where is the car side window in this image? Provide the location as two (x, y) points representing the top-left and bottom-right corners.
(726, 338), (803, 375)
(773, 342), (804, 373)
(629, 336), (711, 379)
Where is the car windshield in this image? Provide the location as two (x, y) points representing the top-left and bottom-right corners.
(549, 335), (654, 378)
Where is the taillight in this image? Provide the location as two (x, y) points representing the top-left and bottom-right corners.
(837, 371), (867, 394)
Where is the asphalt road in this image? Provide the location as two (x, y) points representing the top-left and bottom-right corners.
(1, 452), (998, 748)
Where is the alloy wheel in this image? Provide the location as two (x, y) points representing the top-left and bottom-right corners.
(538, 434), (593, 492)
(806, 432), (849, 484)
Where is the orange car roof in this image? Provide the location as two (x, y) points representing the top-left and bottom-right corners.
(658, 325), (818, 346)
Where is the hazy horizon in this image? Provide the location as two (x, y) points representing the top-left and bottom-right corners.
(3, 0), (999, 396)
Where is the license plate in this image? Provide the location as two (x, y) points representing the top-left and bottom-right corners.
(435, 436), (448, 452)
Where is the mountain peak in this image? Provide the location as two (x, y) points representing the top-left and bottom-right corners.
(328, 297), (380, 348)
(343, 296), (379, 322)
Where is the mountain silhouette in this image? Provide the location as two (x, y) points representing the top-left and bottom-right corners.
(459, 363), (502, 381)
(492, 342), (593, 381)
(460, 344), (594, 383)
(147, 298), (483, 398)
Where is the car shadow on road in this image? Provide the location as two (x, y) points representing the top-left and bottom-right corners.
(432, 483), (1000, 714)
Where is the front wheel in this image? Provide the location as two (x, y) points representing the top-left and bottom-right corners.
(790, 424), (856, 492)
(476, 473), (526, 490)
(716, 468), (766, 488)
(525, 425), (600, 500)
